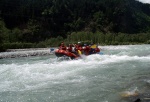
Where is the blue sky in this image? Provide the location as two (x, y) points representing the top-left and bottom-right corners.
(138, 0), (150, 4)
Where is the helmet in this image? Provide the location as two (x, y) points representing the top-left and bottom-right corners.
(61, 42), (64, 45)
(84, 44), (87, 46)
(69, 44), (72, 46)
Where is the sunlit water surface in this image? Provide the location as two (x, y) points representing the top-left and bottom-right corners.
(0, 45), (150, 102)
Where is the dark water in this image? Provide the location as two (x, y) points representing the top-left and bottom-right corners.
(0, 45), (150, 102)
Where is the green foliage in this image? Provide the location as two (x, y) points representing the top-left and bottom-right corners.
(3, 42), (34, 49)
(9, 28), (22, 42)
(0, 19), (13, 51)
(22, 19), (43, 42)
(0, 0), (150, 51)
(146, 40), (150, 44)
(1, 0), (150, 35)
(0, 19), (10, 43)
(36, 42), (47, 48)
(66, 31), (150, 45)
(42, 36), (64, 47)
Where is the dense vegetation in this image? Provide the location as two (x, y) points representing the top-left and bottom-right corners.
(0, 0), (150, 51)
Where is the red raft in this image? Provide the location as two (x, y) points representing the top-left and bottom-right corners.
(55, 47), (100, 59)
(55, 49), (78, 59)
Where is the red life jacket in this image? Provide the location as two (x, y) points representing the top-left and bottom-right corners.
(84, 46), (90, 55)
(59, 45), (66, 50)
(95, 48), (100, 53)
(67, 46), (72, 52)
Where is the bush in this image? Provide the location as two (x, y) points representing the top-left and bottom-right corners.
(36, 42), (47, 48)
(146, 40), (150, 44)
(2, 42), (35, 49)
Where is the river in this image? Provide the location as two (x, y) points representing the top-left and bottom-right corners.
(0, 45), (150, 102)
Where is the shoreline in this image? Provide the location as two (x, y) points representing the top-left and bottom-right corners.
(6, 48), (55, 52)
(0, 48), (55, 59)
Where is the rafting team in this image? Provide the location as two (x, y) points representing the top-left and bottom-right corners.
(59, 42), (100, 56)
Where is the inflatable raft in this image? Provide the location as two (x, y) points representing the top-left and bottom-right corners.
(55, 49), (78, 59)
(55, 47), (100, 59)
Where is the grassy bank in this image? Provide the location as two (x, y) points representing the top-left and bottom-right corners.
(0, 32), (150, 52)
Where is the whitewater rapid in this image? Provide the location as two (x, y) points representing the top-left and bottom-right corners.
(0, 45), (150, 102)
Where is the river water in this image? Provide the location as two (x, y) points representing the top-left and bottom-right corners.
(0, 45), (150, 102)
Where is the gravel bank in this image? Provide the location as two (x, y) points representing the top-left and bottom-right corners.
(0, 48), (55, 59)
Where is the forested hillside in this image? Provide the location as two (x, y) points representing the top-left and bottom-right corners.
(0, 0), (150, 50)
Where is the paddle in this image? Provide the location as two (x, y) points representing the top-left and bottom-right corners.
(78, 50), (82, 55)
(50, 48), (54, 52)
(99, 52), (104, 55)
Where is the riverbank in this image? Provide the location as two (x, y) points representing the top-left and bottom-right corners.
(0, 48), (55, 59)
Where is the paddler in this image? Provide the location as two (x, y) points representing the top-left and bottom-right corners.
(83, 44), (90, 55)
(67, 44), (73, 52)
(76, 42), (83, 55)
(59, 42), (66, 50)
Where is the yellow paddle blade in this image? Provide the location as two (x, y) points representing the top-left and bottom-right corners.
(90, 44), (97, 48)
(78, 50), (82, 55)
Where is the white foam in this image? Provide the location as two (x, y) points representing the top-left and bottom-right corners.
(99, 45), (130, 50)
(0, 60), (90, 91)
(0, 44), (150, 99)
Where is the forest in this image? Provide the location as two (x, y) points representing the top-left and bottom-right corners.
(0, 0), (150, 51)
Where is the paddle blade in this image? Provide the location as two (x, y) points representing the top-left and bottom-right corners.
(50, 48), (54, 52)
(99, 52), (103, 55)
(78, 50), (82, 55)
(90, 44), (97, 48)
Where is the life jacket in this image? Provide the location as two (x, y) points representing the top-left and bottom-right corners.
(78, 46), (82, 51)
(59, 45), (66, 50)
(95, 48), (100, 53)
(67, 46), (72, 52)
(84, 46), (90, 55)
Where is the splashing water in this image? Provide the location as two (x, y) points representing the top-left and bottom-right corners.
(0, 45), (150, 102)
